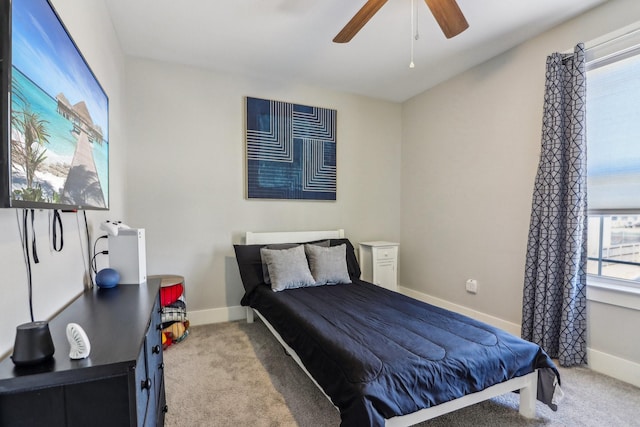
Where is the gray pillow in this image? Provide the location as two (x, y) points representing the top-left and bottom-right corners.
(261, 243), (298, 285)
(304, 244), (352, 285)
(260, 245), (317, 292)
(261, 240), (329, 284)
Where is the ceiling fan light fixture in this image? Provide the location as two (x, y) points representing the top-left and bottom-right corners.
(332, 0), (468, 44)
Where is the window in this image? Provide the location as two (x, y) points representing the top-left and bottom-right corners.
(587, 215), (640, 281)
(586, 36), (640, 285)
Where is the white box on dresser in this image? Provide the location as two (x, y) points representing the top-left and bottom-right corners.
(109, 228), (147, 284)
(358, 241), (399, 291)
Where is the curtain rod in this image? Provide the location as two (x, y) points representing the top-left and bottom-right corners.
(560, 21), (640, 56)
(587, 26), (640, 51)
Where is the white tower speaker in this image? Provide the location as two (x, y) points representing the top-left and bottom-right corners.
(108, 228), (147, 284)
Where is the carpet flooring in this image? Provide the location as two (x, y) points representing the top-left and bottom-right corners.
(163, 321), (640, 427)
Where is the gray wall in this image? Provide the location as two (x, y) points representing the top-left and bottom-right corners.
(400, 0), (640, 384)
(124, 58), (402, 317)
(2, 0), (638, 388)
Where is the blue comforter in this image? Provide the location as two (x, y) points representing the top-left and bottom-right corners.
(246, 280), (559, 426)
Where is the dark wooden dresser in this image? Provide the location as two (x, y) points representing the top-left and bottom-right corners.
(0, 279), (166, 426)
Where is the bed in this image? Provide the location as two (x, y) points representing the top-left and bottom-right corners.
(234, 229), (561, 427)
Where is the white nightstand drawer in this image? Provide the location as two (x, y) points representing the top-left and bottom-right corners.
(376, 247), (396, 260)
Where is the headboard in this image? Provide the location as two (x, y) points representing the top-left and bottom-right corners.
(237, 228), (360, 308)
(245, 229), (345, 245)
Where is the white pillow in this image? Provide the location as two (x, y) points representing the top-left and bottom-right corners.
(260, 245), (317, 292)
(304, 244), (351, 285)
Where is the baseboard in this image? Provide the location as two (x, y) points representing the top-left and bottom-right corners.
(399, 285), (640, 388)
(588, 348), (640, 388)
(398, 286), (521, 335)
(189, 291), (521, 332)
(188, 305), (246, 326)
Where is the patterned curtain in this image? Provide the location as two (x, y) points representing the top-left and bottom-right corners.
(522, 44), (588, 367)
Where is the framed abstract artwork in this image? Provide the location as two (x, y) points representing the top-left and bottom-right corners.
(245, 97), (336, 200)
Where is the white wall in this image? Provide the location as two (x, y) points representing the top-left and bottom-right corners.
(124, 58), (402, 321)
(0, 0), (127, 357)
(401, 0), (640, 383)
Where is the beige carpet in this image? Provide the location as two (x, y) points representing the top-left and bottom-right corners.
(163, 321), (640, 427)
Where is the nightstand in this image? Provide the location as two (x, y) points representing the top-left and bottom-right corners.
(358, 241), (399, 291)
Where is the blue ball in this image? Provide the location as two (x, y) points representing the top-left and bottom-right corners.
(96, 268), (120, 288)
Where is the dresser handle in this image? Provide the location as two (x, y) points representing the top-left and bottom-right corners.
(152, 345), (161, 354)
(162, 405), (169, 413)
(159, 362), (165, 370)
(141, 378), (152, 390)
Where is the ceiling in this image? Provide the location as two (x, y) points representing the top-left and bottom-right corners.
(103, 0), (607, 103)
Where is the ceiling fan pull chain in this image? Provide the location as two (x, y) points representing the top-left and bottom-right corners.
(410, 0), (416, 68)
(415, 0), (420, 41)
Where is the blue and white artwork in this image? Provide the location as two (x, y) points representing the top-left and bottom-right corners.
(246, 97), (336, 200)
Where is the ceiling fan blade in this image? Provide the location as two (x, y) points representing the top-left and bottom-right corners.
(333, 0), (389, 43)
(424, 0), (469, 39)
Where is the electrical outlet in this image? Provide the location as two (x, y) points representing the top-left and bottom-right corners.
(465, 279), (478, 294)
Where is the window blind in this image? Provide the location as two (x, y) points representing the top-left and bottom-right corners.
(586, 28), (640, 213)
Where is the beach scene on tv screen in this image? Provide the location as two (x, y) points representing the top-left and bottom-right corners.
(10, 0), (108, 208)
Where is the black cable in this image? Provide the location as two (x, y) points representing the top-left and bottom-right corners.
(92, 236), (107, 273)
(51, 209), (63, 252)
(22, 209), (34, 322)
(91, 250), (109, 274)
(83, 211), (94, 287)
(30, 209), (39, 264)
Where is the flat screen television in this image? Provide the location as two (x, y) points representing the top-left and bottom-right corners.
(0, 0), (109, 210)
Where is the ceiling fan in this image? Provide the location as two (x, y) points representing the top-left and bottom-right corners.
(333, 0), (469, 43)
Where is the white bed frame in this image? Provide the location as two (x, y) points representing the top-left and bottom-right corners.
(244, 229), (538, 426)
